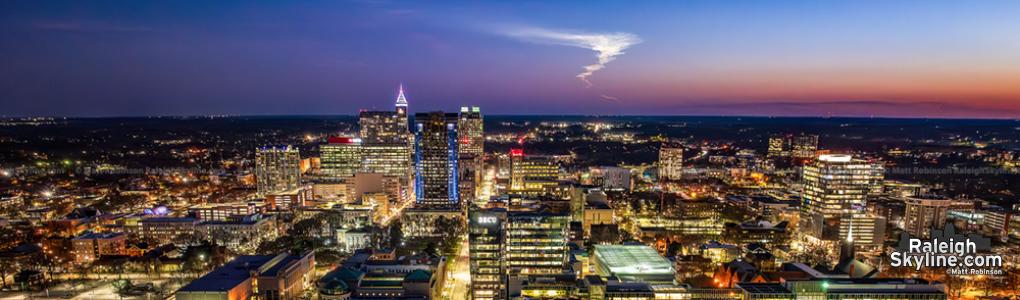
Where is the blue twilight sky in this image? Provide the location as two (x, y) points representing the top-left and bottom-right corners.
(2, 0), (1019, 118)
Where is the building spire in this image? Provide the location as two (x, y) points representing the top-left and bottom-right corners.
(840, 213), (856, 262)
(395, 84), (408, 107)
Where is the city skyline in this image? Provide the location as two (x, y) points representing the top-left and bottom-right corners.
(3, 2), (1019, 299)
(3, 1), (1020, 118)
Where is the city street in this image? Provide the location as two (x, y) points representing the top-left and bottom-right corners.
(441, 234), (471, 300)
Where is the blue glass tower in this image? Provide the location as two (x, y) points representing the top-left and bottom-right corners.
(413, 111), (459, 208)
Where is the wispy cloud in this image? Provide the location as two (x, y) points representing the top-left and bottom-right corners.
(599, 94), (621, 103)
(498, 26), (640, 86)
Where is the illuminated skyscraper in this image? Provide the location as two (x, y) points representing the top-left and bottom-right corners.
(767, 135), (789, 158)
(359, 86), (413, 183)
(255, 145), (301, 196)
(414, 111), (459, 208)
(360, 85), (410, 145)
(319, 137), (361, 181)
(469, 207), (507, 300)
(458, 106), (484, 156)
(791, 134), (819, 159)
(469, 206), (570, 299)
(458, 106), (484, 202)
(800, 154), (884, 241)
(658, 144), (684, 181)
(508, 149), (560, 195)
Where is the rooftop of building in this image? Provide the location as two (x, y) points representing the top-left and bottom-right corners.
(178, 253), (308, 292)
(594, 245), (673, 275)
(178, 255), (277, 292)
(737, 283), (792, 294)
(700, 240), (738, 250)
(585, 199), (611, 209)
(73, 231), (125, 240)
(605, 282), (655, 294)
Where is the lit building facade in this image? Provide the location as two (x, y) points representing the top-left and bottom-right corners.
(359, 99), (408, 145)
(469, 208), (507, 300)
(361, 143), (411, 179)
(71, 232), (127, 264)
(791, 134), (819, 159)
(838, 213), (886, 248)
(903, 196), (952, 238)
(658, 144), (684, 181)
(505, 209), (570, 276)
(139, 217), (199, 245)
(359, 85), (413, 185)
(414, 112), (460, 208)
(509, 149), (560, 195)
(320, 137), (362, 181)
(767, 135), (789, 158)
(189, 202), (263, 221)
(458, 106), (484, 203)
(176, 252), (315, 300)
(800, 154), (884, 241)
(255, 145), (302, 196)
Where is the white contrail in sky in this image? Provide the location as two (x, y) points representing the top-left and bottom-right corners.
(500, 27), (641, 86)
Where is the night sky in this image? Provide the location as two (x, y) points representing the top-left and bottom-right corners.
(2, 1), (1019, 118)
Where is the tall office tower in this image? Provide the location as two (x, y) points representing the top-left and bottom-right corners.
(658, 143), (684, 181)
(395, 84), (409, 130)
(505, 208), (570, 276)
(359, 86), (413, 181)
(508, 149), (560, 195)
(767, 135), (789, 158)
(902, 196), (952, 238)
(319, 137), (361, 181)
(360, 87), (410, 144)
(458, 106), (484, 203)
(255, 146), (301, 196)
(414, 111), (459, 208)
(791, 134), (819, 159)
(469, 208), (507, 300)
(458, 106), (484, 156)
(800, 154), (883, 241)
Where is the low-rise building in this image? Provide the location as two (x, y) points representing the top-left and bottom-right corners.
(592, 245), (675, 284)
(71, 232), (127, 263)
(176, 252), (315, 300)
(139, 217), (198, 245)
(197, 214), (277, 254)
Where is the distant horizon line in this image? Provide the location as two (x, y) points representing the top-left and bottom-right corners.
(3, 113), (1018, 121)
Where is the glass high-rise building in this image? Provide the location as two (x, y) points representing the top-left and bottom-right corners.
(458, 106), (484, 203)
(255, 145), (301, 196)
(800, 154), (884, 241)
(505, 208), (570, 276)
(359, 86), (413, 184)
(469, 208), (507, 300)
(468, 206), (570, 299)
(359, 85), (409, 145)
(457, 106), (484, 156)
(414, 111), (459, 208)
(319, 137), (361, 181)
